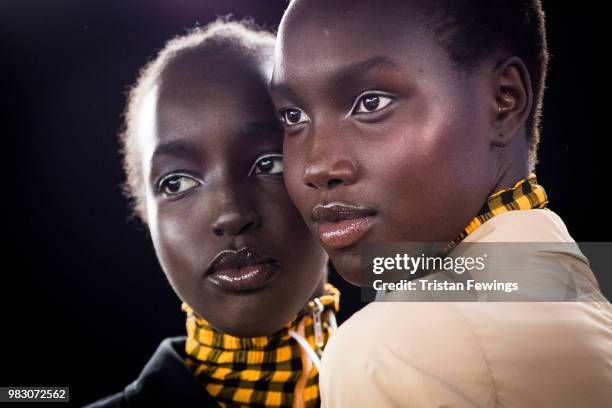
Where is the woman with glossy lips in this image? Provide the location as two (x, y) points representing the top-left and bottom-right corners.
(86, 19), (340, 408)
(270, 0), (612, 407)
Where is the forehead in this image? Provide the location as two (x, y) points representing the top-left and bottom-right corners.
(158, 50), (270, 122)
(162, 49), (276, 131)
(135, 50), (279, 170)
(273, 0), (447, 89)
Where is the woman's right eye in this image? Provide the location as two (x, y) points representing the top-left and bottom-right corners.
(157, 174), (200, 196)
(279, 107), (310, 126)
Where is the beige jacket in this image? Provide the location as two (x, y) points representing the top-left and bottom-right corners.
(320, 209), (612, 407)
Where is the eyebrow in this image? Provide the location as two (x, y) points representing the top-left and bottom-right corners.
(151, 121), (280, 162)
(331, 56), (397, 86)
(240, 120), (282, 138)
(270, 55), (397, 98)
(151, 139), (201, 164)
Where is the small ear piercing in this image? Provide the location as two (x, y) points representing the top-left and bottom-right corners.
(497, 103), (505, 137)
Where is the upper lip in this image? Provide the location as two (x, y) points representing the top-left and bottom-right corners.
(311, 203), (377, 223)
(205, 247), (277, 276)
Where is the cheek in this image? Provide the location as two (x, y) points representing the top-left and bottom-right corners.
(260, 178), (313, 238)
(255, 179), (323, 261)
(282, 139), (310, 215)
(149, 205), (203, 294)
(364, 99), (493, 239)
(390, 113), (484, 185)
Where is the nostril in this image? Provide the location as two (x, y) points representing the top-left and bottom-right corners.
(306, 182), (317, 189)
(238, 221), (257, 235)
(327, 178), (343, 189)
(213, 228), (224, 236)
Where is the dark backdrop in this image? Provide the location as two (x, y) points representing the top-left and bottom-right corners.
(1, 1), (609, 406)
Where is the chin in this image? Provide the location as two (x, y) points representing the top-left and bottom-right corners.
(206, 308), (288, 338)
(332, 253), (365, 287)
(226, 319), (286, 338)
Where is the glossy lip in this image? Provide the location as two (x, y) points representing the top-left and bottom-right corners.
(204, 247), (280, 292)
(312, 203), (377, 249)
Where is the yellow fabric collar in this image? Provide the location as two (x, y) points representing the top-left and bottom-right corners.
(181, 283), (340, 408)
(444, 173), (548, 252)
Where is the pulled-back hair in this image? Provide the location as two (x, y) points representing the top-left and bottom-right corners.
(421, 0), (548, 170)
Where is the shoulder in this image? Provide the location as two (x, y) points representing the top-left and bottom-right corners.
(321, 301), (612, 407)
(320, 302), (498, 406)
(462, 208), (603, 292)
(84, 337), (220, 408)
(464, 208), (575, 243)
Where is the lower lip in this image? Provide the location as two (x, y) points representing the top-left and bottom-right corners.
(318, 216), (375, 249)
(206, 262), (279, 292)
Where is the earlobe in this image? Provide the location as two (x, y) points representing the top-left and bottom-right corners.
(491, 57), (533, 147)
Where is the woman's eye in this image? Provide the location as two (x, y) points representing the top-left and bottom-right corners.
(249, 154), (283, 176)
(158, 174), (200, 196)
(279, 107), (310, 126)
(352, 93), (393, 114)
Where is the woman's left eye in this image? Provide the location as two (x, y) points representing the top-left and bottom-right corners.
(157, 174), (201, 196)
(352, 93), (393, 114)
(249, 154), (284, 176)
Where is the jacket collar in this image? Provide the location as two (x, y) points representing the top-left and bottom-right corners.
(122, 336), (219, 407)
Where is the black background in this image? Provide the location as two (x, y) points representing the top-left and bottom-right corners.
(1, 1), (609, 406)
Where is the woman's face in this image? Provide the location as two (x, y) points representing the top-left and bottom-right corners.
(270, 0), (499, 285)
(136, 50), (327, 337)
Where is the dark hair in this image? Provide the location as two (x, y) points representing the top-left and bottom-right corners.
(421, 0), (548, 171)
(118, 18), (275, 226)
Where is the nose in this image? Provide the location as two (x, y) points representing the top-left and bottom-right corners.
(212, 211), (260, 237)
(303, 159), (358, 190)
(210, 189), (261, 237)
(301, 119), (358, 190)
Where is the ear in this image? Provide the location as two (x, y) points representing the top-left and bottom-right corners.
(490, 56), (533, 147)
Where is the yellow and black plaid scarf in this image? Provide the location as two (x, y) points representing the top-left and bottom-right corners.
(181, 283), (340, 408)
(444, 173), (548, 252)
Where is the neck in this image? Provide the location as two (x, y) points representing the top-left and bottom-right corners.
(490, 133), (531, 195)
(182, 282), (340, 407)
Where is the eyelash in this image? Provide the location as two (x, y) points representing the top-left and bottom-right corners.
(279, 90), (396, 127)
(156, 154), (283, 197)
(348, 91), (395, 116)
(278, 108), (310, 127)
(248, 153), (284, 177)
(157, 172), (202, 197)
